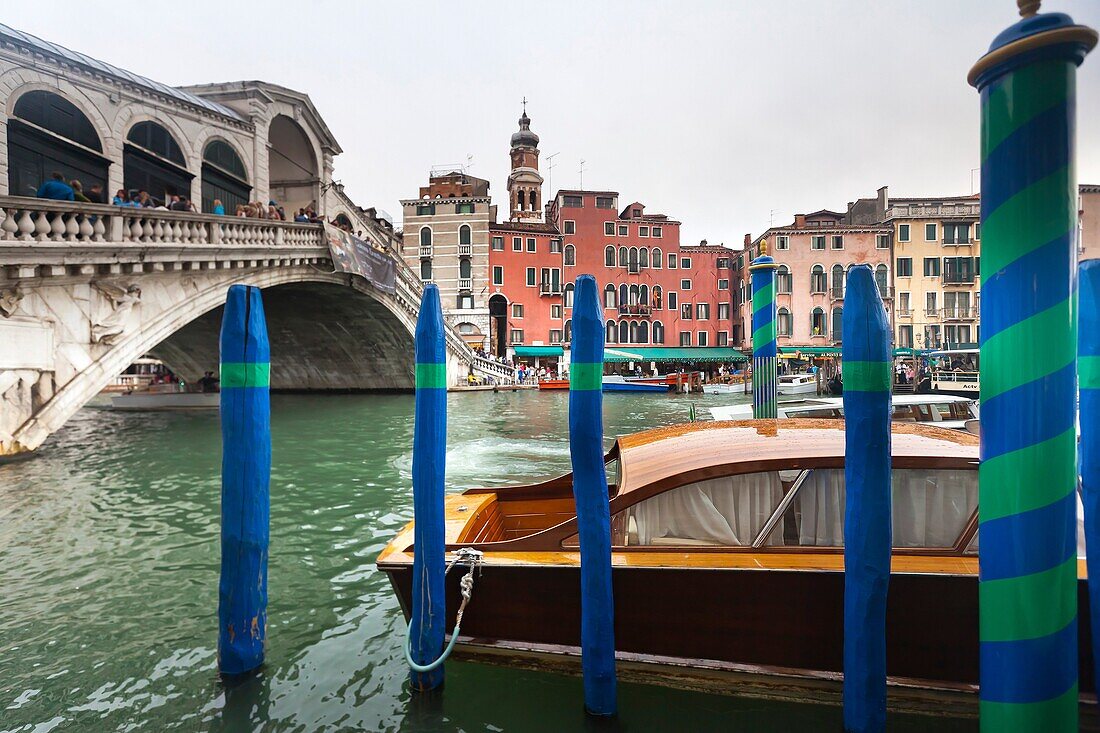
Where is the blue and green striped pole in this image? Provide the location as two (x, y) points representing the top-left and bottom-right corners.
(841, 264), (892, 733)
(969, 4), (1095, 729)
(409, 283), (448, 691)
(1080, 260), (1100, 689)
(750, 241), (778, 418)
(569, 274), (617, 716)
(218, 284), (271, 676)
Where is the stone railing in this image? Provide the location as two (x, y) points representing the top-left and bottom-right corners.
(0, 196), (326, 248)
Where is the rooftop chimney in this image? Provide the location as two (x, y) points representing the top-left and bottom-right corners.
(877, 186), (889, 217)
(744, 233), (752, 247)
(794, 214), (807, 228)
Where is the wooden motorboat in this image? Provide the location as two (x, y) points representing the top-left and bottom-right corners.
(111, 384), (219, 410)
(602, 375), (669, 393)
(709, 394), (979, 430)
(377, 420), (1094, 715)
(537, 379), (570, 390)
(777, 373), (819, 395)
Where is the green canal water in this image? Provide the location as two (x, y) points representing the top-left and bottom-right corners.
(0, 392), (976, 732)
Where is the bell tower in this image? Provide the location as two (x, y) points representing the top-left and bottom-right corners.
(506, 101), (544, 222)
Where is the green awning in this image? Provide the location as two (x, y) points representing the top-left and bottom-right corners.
(603, 347), (749, 363)
(892, 347), (933, 357)
(778, 346), (842, 356)
(513, 346), (564, 357)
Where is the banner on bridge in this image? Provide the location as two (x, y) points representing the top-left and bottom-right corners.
(324, 227), (397, 294)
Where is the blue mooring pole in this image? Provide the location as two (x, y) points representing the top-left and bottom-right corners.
(1081, 260), (1100, 689)
(569, 274), (617, 716)
(750, 240), (778, 418)
(969, 5), (1094, 729)
(841, 264), (892, 733)
(217, 284), (272, 676)
(408, 283), (447, 691)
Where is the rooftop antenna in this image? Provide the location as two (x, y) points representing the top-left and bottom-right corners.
(545, 152), (560, 195)
(769, 209), (780, 227)
(466, 154), (474, 172)
(579, 159), (586, 190)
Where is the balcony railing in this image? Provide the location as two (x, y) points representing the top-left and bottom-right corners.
(627, 261), (640, 274)
(924, 308), (940, 318)
(810, 283), (828, 295)
(539, 283), (561, 296)
(458, 244), (472, 256)
(897, 308), (913, 318)
(941, 307), (979, 320)
(877, 286), (894, 299)
(885, 203), (981, 219)
(458, 278), (472, 291)
(419, 245), (433, 257)
(943, 273), (976, 285)
(618, 304), (652, 317)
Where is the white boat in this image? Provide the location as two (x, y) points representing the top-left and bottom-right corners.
(702, 383), (744, 395)
(709, 393), (979, 430)
(777, 373), (819, 395)
(929, 348), (980, 396)
(111, 385), (219, 410)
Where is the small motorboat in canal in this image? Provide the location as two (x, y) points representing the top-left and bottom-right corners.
(601, 375), (669, 393)
(537, 379), (570, 390)
(709, 394), (979, 430)
(777, 373), (819, 395)
(110, 384), (219, 410)
(377, 419), (1093, 715)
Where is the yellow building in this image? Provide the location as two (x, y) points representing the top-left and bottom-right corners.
(886, 195), (981, 350)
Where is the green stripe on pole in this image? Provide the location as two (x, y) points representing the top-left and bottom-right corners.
(981, 302), (1075, 400)
(753, 282), (774, 308)
(982, 60), (1072, 157)
(980, 686), (1079, 732)
(1081, 355), (1100, 390)
(979, 557), (1078, 641)
(415, 363), (448, 389)
(752, 323), (775, 345)
(979, 428), (1078, 522)
(843, 361), (892, 393)
(570, 362), (603, 391)
(220, 362), (271, 388)
(979, 169), (1075, 276)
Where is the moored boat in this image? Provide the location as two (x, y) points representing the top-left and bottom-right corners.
(111, 385), (219, 410)
(709, 394), (978, 430)
(601, 375), (669, 393)
(377, 420), (1094, 714)
(777, 373), (819, 395)
(537, 379), (570, 390)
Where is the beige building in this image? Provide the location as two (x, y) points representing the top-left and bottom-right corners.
(400, 171), (494, 350)
(1081, 184), (1100, 262)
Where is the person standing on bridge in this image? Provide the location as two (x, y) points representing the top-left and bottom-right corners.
(36, 172), (74, 201)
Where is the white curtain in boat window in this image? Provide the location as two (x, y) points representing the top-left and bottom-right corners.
(891, 468), (977, 548)
(796, 469), (846, 546)
(627, 472), (784, 546)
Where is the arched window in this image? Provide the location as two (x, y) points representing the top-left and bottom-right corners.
(604, 284), (616, 309)
(517, 190), (526, 210)
(420, 226), (432, 246)
(629, 284), (640, 306)
(652, 247), (662, 269)
(629, 321), (639, 343)
(127, 121), (184, 165)
(124, 120), (191, 206)
(9, 90), (107, 198)
(420, 259), (432, 280)
(606, 320), (617, 343)
(459, 225), (471, 245)
(629, 247), (639, 270)
(202, 139), (250, 214)
(334, 213), (353, 230)
(811, 265), (827, 293)
(564, 244), (576, 266)
(811, 307), (826, 335)
(618, 321), (629, 344)
(618, 246), (628, 267)
(639, 284), (649, 307)
(875, 264), (888, 295)
(604, 246), (615, 267)
(653, 285), (663, 310)
(831, 264), (845, 294)
(777, 307), (793, 337)
(653, 320), (665, 344)
(530, 190), (538, 209)
(565, 319), (572, 343)
(459, 258), (472, 279)
(639, 247), (649, 267)
(619, 284), (628, 309)
(564, 283), (575, 308)
(638, 321), (650, 344)
(776, 265), (793, 294)
(831, 307), (844, 340)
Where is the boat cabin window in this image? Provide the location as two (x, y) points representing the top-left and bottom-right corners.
(787, 408), (841, 419)
(764, 468), (977, 548)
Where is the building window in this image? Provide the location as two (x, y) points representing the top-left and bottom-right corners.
(811, 235), (826, 250)
(652, 226), (663, 238)
(619, 321), (629, 344)
(564, 220), (576, 235)
(456, 201), (475, 214)
(652, 247), (663, 268)
(696, 303), (710, 320)
(526, 267), (536, 286)
(619, 246), (628, 267)
(604, 284), (616, 308)
(668, 292), (678, 310)
(925, 223), (937, 241)
(460, 259), (472, 279)
(811, 307), (826, 336)
(681, 257), (692, 269)
(417, 203), (436, 216)
(420, 227), (432, 246)
(653, 320), (665, 344)
(596, 196), (615, 209)
(550, 329), (563, 343)
(668, 253), (677, 269)
(777, 265), (793, 293)
(898, 224), (910, 242)
(975, 223), (981, 240)
(717, 258), (731, 269)
(512, 236), (522, 251)
(718, 302), (730, 320)
(492, 236), (504, 251)
(718, 278), (729, 290)
(896, 257), (913, 277)
(777, 308), (792, 336)
(563, 195), (583, 208)
(628, 247), (639, 271)
(493, 266), (504, 285)
(618, 225), (628, 236)
(716, 331), (728, 346)
(639, 247), (649, 267)
(565, 319), (572, 343)
(681, 279), (691, 290)
(923, 257), (941, 277)
(604, 246), (615, 267)
(776, 235), (790, 250)
(831, 235), (844, 250)
(605, 222), (615, 235)
(551, 304), (563, 319)
(458, 294), (474, 309)
(943, 223), (971, 244)
(639, 226), (650, 237)
(606, 320), (617, 343)
(565, 283), (575, 308)
(899, 325), (913, 348)
(698, 331), (709, 347)
(511, 329), (524, 344)
(926, 292), (938, 314)
(811, 265), (826, 293)
(459, 225), (471, 245)
(680, 331), (692, 347)
(420, 259), (432, 280)
(564, 244), (576, 266)
(875, 264), (888, 294)
(681, 302), (693, 320)
(876, 234), (889, 249)
(512, 303), (524, 318)
(526, 237), (536, 253)
(619, 283), (628, 308)
(943, 256), (978, 284)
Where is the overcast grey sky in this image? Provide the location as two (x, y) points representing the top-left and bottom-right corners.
(13, 0), (1100, 247)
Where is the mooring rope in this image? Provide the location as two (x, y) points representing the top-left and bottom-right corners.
(405, 548), (483, 674)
